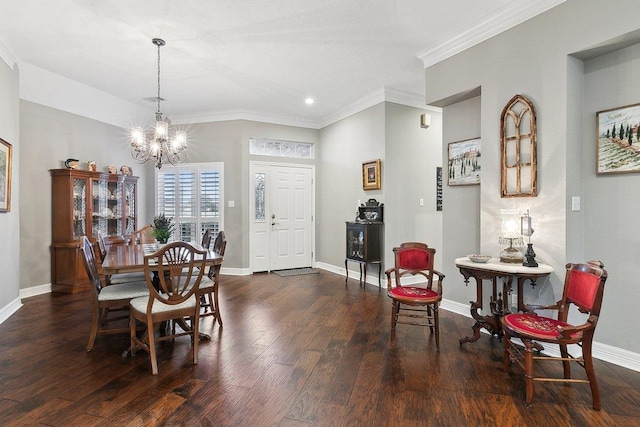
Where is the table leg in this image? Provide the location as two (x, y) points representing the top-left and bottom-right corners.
(459, 276), (503, 344)
(345, 259), (349, 284)
(363, 263), (367, 286)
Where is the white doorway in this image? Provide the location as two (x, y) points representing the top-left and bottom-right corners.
(250, 162), (315, 272)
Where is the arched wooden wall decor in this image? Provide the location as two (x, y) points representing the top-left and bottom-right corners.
(500, 94), (537, 197)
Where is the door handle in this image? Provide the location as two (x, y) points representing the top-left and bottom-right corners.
(271, 213), (279, 226)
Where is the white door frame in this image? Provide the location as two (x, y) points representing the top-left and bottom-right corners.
(249, 161), (315, 272)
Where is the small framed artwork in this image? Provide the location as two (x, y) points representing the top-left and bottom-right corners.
(0, 138), (12, 212)
(596, 102), (640, 174)
(448, 137), (481, 186)
(362, 159), (381, 190)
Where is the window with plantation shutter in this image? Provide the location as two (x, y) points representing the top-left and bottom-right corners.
(155, 163), (223, 247)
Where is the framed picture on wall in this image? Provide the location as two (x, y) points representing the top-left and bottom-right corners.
(447, 137), (481, 186)
(0, 138), (12, 212)
(596, 102), (640, 174)
(362, 159), (381, 190)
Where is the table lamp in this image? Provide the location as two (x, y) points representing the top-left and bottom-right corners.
(498, 209), (524, 263)
(521, 209), (538, 267)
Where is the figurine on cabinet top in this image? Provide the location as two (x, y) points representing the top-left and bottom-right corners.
(107, 164), (117, 174)
(64, 158), (79, 169)
(120, 165), (133, 176)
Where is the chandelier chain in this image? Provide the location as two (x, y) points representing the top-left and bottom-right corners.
(157, 40), (161, 114)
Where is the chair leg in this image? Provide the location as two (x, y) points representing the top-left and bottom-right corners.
(213, 290), (223, 326)
(390, 300), (398, 340)
(148, 321), (159, 375)
(523, 339), (535, 407)
(582, 341), (601, 410)
(86, 305), (100, 352)
(433, 304), (440, 350)
(559, 344), (572, 379)
(192, 315), (199, 366)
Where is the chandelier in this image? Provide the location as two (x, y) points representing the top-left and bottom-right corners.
(130, 38), (187, 169)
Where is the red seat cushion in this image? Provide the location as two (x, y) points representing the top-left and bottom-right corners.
(389, 286), (440, 302)
(503, 313), (581, 341)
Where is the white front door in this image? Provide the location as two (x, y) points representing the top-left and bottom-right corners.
(250, 162), (314, 272)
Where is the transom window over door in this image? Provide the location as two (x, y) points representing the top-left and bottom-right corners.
(155, 162), (224, 245)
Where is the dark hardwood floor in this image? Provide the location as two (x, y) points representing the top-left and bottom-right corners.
(1, 271), (639, 426)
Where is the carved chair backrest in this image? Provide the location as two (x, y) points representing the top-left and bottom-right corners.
(392, 242), (435, 289)
(143, 242), (207, 308)
(213, 230), (227, 257)
(560, 261), (607, 323)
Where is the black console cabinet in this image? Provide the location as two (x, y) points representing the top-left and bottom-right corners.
(345, 221), (384, 286)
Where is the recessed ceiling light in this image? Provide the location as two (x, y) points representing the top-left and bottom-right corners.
(305, 98), (314, 105)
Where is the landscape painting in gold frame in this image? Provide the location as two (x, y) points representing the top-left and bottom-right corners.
(597, 102), (640, 174)
(362, 159), (381, 190)
(0, 138), (12, 212)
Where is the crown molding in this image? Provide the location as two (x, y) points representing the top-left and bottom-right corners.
(417, 0), (565, 68)
(0, 37), (17, 69)
(318, 87), (440, 129)
(171, 109), (321, 130)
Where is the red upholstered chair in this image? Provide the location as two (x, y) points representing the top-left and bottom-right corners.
(502, 260), (608, 410)
(385, 242), (445, 349)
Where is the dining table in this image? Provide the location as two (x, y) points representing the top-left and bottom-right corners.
(103, 242), (223, 277)
(102, 242), (224, 352)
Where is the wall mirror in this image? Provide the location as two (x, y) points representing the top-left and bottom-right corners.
(500, 94), (537, 197)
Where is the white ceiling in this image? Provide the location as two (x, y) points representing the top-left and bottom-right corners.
(0, 0), (563, 129)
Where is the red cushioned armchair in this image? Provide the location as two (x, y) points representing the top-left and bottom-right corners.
(502, 260), (608, 410)
(385, 242), (445, 350)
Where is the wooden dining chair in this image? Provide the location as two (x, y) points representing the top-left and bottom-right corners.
(502, 260), (608, 410)
(201, 228), (212, 250)
(199, 231), (226, 327)
(385, 242), (445, 350)
(130, 224), (155, 245)
(129, 241), (207, 375)
(79, 235), (149, 352)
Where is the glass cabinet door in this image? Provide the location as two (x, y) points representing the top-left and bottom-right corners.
(124, 180), (136, 237)
(91, 177), (122, 239)
(72, 178), (86, 240)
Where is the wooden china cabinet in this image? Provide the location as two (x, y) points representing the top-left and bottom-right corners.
(50, 169), (139, 293)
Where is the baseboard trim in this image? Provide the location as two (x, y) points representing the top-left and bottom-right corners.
(0, 297), (22, 325)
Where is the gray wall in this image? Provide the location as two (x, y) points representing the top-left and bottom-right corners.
(317, 103), (386, 270)
(383, 102), (442, 270)
(19, 101), (151, 290)
(315, 102), (439, 275)
(441, 96), (481, 306)
(423, 0), (640, 353)
(0, 60), (20, 309)
(582, 43), (640, 351)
